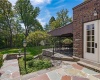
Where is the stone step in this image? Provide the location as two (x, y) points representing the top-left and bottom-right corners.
(77, 60), (100, 72)
(80, 59), (100, 67)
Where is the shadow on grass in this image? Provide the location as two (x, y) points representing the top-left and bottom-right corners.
(0, 46), (50, 56)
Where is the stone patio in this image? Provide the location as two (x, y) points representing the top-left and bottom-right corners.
(27, 64), (100, 80)
(0, 55), (100, 80)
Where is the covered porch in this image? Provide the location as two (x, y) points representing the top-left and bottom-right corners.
(48, 23), (73, 57)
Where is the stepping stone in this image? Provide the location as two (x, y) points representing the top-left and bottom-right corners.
(65, 65), (73, 69)
(55, 68), (66, 76)
(61, 75), (71, 80)
(47, 71), (61, 80)
(65, 68), (87, 77)
(72, 76), (89, 80)
(12, 71), (20, 78)
(29, 74), (49, 80)
(72, 64), (83, 70)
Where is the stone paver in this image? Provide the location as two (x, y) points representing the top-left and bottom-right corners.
(72, 64), (83, 70)
(0, 59), (20, 80)
(47, 71), (61, 80)
(72, 76), (89, 80)
(61, 75), (71, 80)
(25, 64), (100, 80)
(0, 58), (100, 80)
(29, 74), (49, 80)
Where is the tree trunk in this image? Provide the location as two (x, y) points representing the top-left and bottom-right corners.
(5, 38), (7, 48)
(9, 30), (13, 48)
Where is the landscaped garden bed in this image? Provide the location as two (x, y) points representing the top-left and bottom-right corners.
(18, 55), (52, 75)
(0, 54), (3, 68)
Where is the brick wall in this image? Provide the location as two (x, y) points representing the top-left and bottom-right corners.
(73, 0), (100, 58)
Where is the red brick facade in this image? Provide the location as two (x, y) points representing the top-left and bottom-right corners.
(73, 0), (100, 58)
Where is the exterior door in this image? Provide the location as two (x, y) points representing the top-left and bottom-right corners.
(84, 20), (99, 62)
(99, 20), (100, 63)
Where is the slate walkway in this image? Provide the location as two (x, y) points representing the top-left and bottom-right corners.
(0, 58), (100, 80)
(0, 59), (21, 80)
(27, 64), (100, 80)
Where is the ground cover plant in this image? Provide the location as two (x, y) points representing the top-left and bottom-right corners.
(18, 55), (52, 75)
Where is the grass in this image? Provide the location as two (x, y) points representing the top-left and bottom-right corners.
(0, 48), (19, 54)
(26, 46), (49, 56)
(0, 46), (49, 56)
(18, 55), (52, 75)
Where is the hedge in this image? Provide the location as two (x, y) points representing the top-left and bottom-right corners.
(0, 54), (3, 68)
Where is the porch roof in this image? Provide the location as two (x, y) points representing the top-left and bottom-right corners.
(48, 22), (73, 37)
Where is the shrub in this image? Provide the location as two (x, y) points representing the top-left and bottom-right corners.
(19, 57), (52, 75)
(33, 59), (51, 70)
(23, 55), (33, 61)
(0, 54), (3, 68)
(62, 38), (72, 44)
(28, 60), (33, 68)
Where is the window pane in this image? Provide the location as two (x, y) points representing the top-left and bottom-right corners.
(92, 42), (94, 47)
(92, 48), (94, 53)
(92, 36), (94, 41)
(87, 42), (91, 47)
(87, 25), (91, 30)
(87, 31), (91, 35)
(92, 24), (94, 29)
(87, 36), (91, 41)
(87, 48), (91, 53)
(92, 30), (94, 35)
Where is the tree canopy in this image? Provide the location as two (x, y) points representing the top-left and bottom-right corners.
(49, 16), (55, 25)
(47, 8), (72, 31)
(27, 31), (50, 46)
(56, 9), (72, 26)
(0, 0), (14, 47)
(0, 0), (25, 48)
(15, 0), (42, 37)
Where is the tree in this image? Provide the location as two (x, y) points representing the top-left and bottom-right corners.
(56, 8), (72, 26)
(50, 19), (61, 30)
(15, 0), (41, 37)
(49, 16), (55, 25)
(27, 31), (50, 46)
(0, 0), (14, 47)
(31, 20), (43, 31)
(48, 9), (72, 30)
(12, 20), (25, 47)
(44, 24), (50, 31)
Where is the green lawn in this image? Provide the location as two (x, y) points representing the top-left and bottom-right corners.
(0, 46), (49, 56)
(0, 48), (19, 54)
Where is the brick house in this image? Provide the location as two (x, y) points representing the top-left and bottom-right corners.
(49, 0), (100, 63)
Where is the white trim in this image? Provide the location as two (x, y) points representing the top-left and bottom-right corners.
(99, 20), (100, 62)
(84, 20), (99, 62)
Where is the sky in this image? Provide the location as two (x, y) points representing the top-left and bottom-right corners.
(8, 0), (84, 27)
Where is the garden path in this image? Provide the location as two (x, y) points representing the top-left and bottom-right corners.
(0, 59), (21, 80)
(0, 55), (100, 80)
